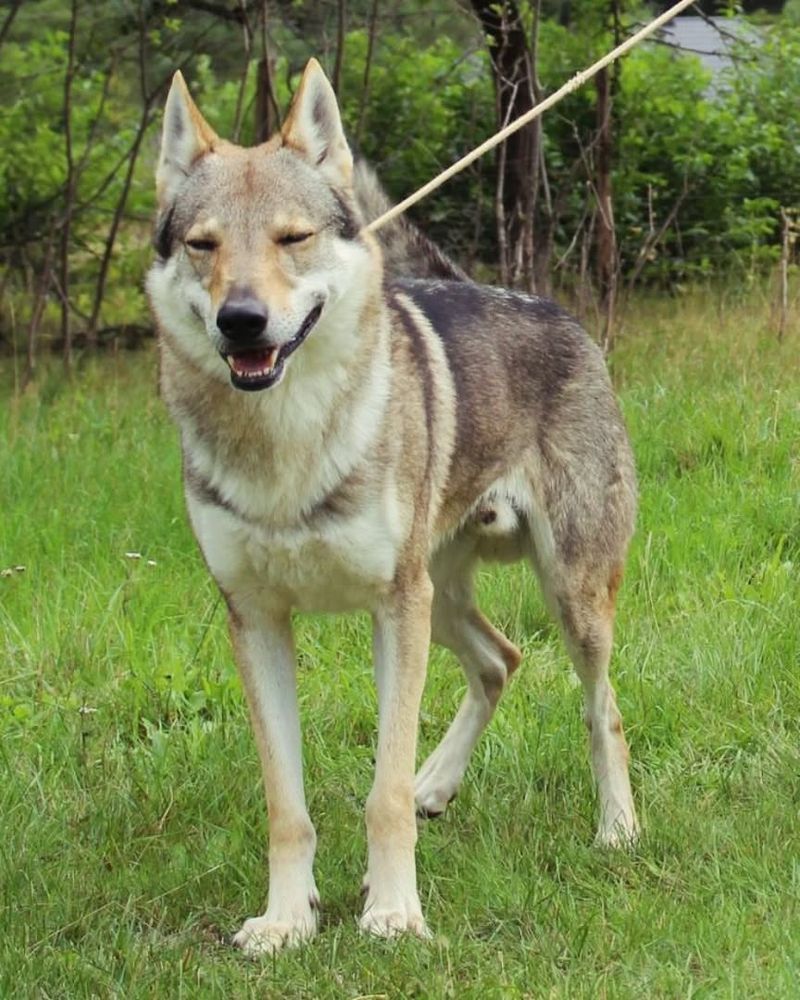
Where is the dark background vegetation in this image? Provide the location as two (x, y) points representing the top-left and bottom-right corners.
(0, 0), (798, 368)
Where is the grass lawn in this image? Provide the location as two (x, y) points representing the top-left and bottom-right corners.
(1, 291), (799, 997)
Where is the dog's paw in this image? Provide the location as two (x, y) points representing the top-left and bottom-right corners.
(414, 762), (459, 819)
(359, 891), (430, 940)
(359, 908), (431, 940)
(414, 786), (457, 820)
(233, 895), (319, 956)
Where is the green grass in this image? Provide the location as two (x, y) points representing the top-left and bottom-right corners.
(1, 292), (799, 997)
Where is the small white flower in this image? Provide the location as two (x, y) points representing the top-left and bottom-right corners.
(146, 560), (158, 567)
(125, 552), (142, 560)
(1, 568), (12, 578)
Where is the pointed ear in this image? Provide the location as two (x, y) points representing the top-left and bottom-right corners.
(281, 59), (353, 188)
(156, 72), (218, 207)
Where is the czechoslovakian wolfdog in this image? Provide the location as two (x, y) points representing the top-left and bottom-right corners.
(147, 59), (639, 954)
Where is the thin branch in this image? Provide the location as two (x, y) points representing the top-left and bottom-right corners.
(74, 53), (117, 179)
(626, 175), (690, 291)
(0, 0), (23, 51)
(553, 200), (591, 272)
(691, 7), (749, 48)
(332, 0), (346, 98)
(231, 0), (253, 142)
(26, 227), (57, 383)
(646, 35), (756, 63)
(354, 0), (379, 144)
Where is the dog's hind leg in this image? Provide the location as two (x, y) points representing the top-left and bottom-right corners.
(415, 547), (521, 818)
(522, 430), (638, 846)
(533, 540), (638, 846)
(559, 572), (638, 845)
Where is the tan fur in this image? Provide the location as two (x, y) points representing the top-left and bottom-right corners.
(148, 60), (639, 954)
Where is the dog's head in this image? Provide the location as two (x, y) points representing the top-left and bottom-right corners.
(147, 60), (375, 392)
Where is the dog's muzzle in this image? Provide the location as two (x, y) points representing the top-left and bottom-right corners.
(218, 302), (323, 392)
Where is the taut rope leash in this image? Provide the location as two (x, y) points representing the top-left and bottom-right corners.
(364, 0), (697, 234)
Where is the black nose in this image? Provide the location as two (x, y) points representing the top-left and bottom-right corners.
(216, 297), (269, 341)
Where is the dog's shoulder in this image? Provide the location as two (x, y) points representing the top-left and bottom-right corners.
(387, 277), (605, 398)
(389, 277), (572, 329)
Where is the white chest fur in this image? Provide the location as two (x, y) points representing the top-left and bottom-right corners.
(187, 478), (405, 615)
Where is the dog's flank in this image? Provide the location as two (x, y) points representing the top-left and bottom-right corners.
(147, 59), (638, 956)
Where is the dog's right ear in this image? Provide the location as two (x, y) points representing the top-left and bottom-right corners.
(156, 72), (218, 207)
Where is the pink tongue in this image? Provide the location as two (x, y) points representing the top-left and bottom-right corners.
(231, 349), (273, 375)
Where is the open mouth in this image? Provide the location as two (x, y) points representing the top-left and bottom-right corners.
(222, 304), (323, 392)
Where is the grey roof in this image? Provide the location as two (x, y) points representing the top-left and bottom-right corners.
(657, 16), (761, 79)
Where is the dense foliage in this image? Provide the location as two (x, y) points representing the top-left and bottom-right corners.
(0, 0), (798, 351)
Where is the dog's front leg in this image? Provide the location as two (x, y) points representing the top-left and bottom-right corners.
(362, 570), (433, 939)
(228, 611), (319, 955)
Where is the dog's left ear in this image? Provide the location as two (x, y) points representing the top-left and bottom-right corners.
(281, 59), (353, 188)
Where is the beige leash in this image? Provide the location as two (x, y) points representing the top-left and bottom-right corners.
(364, 0), (697, 234)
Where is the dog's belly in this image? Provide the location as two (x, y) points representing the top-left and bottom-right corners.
(190, 496), (402, 614)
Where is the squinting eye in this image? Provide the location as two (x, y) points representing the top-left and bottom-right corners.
(278, 232), (313, 246)
(186, 238), (218, 252)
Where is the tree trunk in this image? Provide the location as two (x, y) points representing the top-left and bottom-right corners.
(470, 0), (539, 290)
(595, 65), (616, 352)
(60, 0), (79, 370)
(255, 1), (280, 141)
